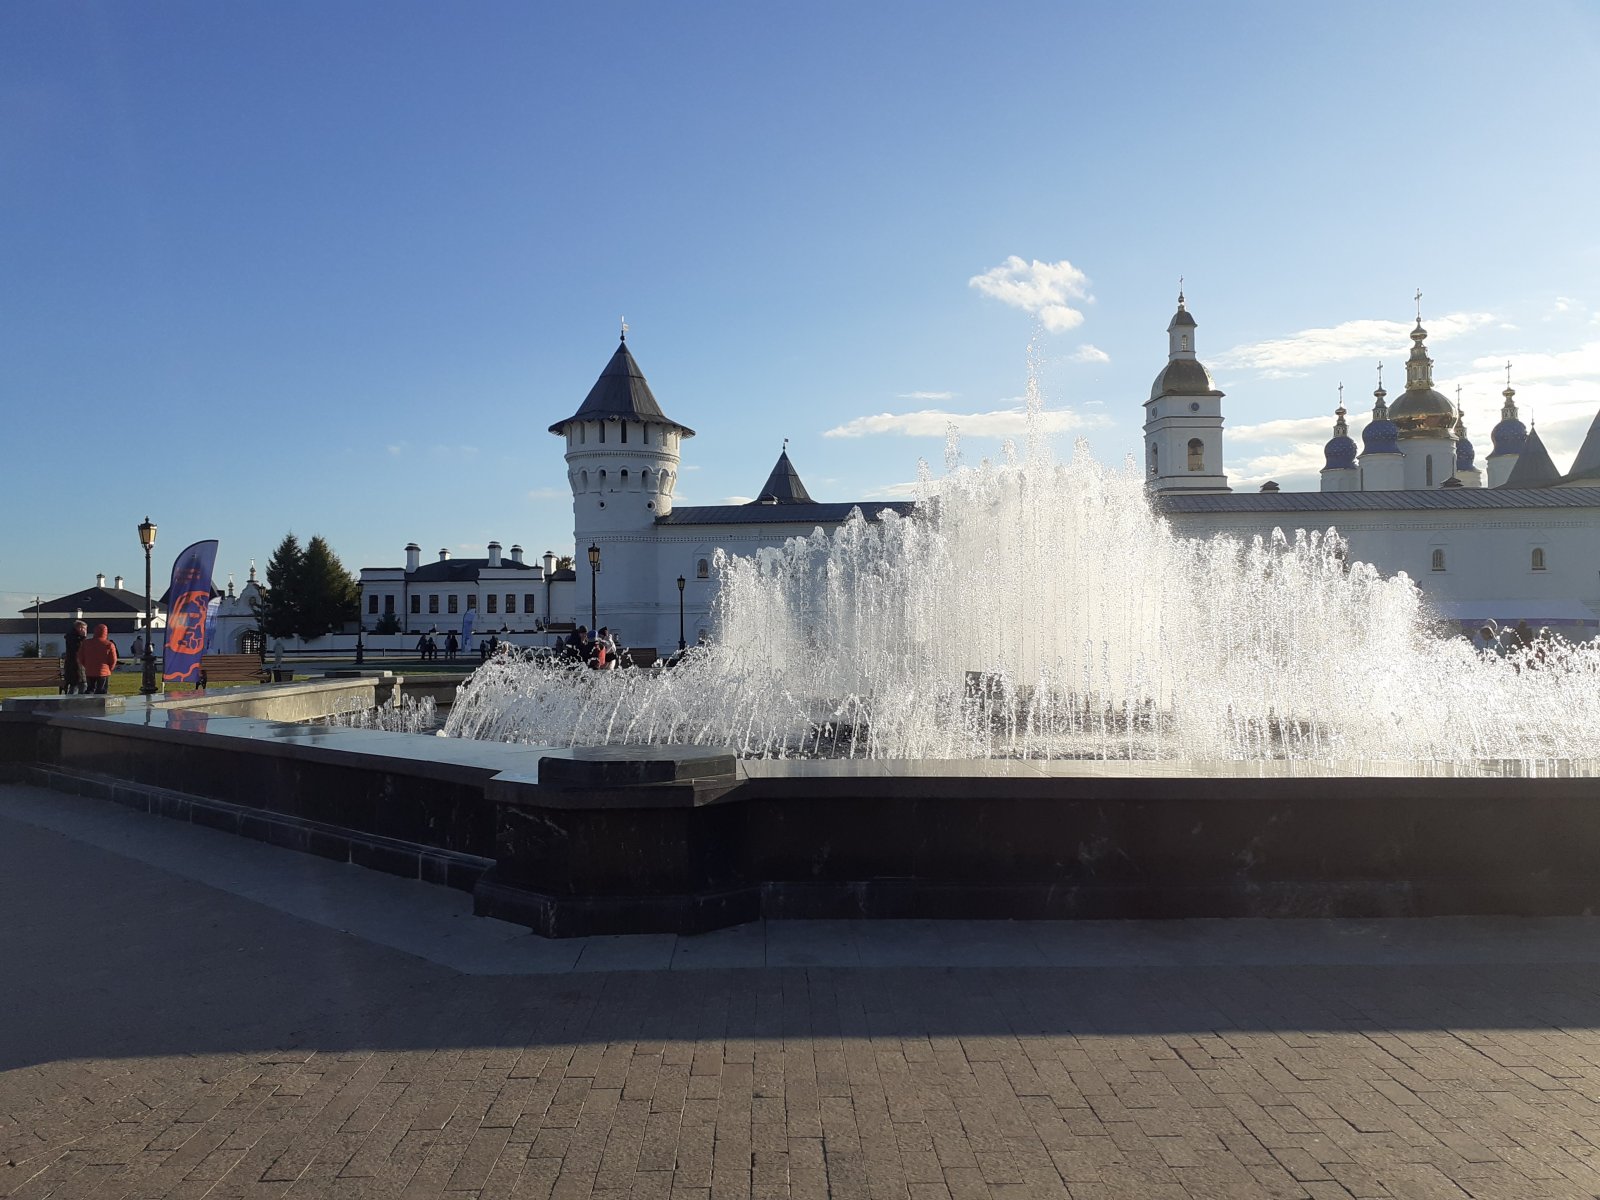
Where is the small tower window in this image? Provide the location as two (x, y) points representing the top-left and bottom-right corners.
(620, 422), (628, 444)
(1181, 334), (1189, 351)
(1426, 455), (1433, 487)
(598, 422), (606, 444)
(1532, 547), (1547, 571)
(580, 469), (588, 489)
(1149, 444), (1158, 477)
(696, 558), (710, 580)
(579, 425), (586, 445)
(599, 469), (607, 484)
(641, 468), (652, 489)
(1431, 548), (1446, 572)
(642, 424), (649, 444)
(620, 469), (629, 483)
(1187, 439), (1204, 472)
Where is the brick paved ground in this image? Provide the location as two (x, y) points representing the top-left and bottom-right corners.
(8, 787), (1600, 1198)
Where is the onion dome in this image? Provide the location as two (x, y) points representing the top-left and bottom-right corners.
(1487, 367), (1526, 458)
(1388, 320), (1456, 438)
(1360, 366), (1402, 455)
(1323, 399), (1357, 470)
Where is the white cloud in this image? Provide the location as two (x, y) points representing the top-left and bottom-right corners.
(968, 256), (1092, 333)
(823, 405), (1109, 440)
(723, 495), (753, 505)
(897, 390), (954, 401)
(1067, 344), (1110, 364)
(861, 480), (927, 501)
(1229, 416), (1339, 444)
(1229, 444), (1327, 493)
(1215, 312), (1496, 377)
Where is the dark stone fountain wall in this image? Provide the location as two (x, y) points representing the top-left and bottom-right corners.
(4, 702), (1599, 936)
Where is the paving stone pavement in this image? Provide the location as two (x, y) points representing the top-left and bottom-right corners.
(8, 783), (1600, 1198)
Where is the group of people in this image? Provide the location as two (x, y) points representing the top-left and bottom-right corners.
(414, 631), (459, 661)
(61, 620), (121, 694)
(559, 625), (620, 670)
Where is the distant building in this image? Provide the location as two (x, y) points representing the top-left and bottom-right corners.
(1, 573), (165, 658)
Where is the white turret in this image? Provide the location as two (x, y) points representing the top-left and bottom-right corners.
(1143, 288), (1229, 494)
(549, 329), (695, 642)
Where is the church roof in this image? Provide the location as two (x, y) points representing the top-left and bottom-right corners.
(658, 501), (916, 527)
(1158, 486), (1600, 514)
(548, 338), (695, 436)
(1562, 411), (1600, 484)
(1501, 426), (1561, 487)
(749, 448), (814, 504)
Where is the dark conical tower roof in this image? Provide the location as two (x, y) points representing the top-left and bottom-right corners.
(549, 337), (695, 436)
(748, 447), (814, 505)
(1502, 425), (1560, 488)
(1562, 410), (1600, 484)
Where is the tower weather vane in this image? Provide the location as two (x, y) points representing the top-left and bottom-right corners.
(1415, 289), (1423, 322)
(620, 316), (628, 342)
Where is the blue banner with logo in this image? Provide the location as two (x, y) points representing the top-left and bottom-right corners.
(163, 540), (219, 685)
(460, 606), (476, 650)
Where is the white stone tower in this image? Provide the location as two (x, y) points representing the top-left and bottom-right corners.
(1144, 288), (1229, 494)
(548, 329), (694, 647)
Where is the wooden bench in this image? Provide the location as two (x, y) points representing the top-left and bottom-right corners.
(196, 654), (268, 689)
(620, 646), (659, 668)
(0, 659), (64, 690)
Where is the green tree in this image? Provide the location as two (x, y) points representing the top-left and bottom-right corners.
(299, 535), (360, 638)
(373, 611), (402, 635)
(253, 533), (304, 640)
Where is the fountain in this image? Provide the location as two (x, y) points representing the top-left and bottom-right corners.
(445, 443), (1600, 766)
(8, 381), (1600, 937)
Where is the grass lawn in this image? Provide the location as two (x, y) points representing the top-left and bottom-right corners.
(0, 670), (296, 700)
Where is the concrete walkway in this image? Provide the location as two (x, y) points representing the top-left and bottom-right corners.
(8, 781), (1600, 1199)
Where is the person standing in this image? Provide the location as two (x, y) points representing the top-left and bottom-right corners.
(445, 630), (459, 662)
(77, 624), (118, 695)
(62, 620), (88, 694)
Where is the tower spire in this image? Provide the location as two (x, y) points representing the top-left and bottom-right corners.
(1372, 361), (1389, 419)
(1333, 384), (1348, 438)
(1501, 361), (1519, 421)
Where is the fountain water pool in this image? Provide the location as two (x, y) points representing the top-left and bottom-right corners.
(445, 444), (1600, 765)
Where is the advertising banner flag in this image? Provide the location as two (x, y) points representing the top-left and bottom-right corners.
(203, 597), (223, 652)
(163, 540), (219, 685)
(460, 606), (476, 650)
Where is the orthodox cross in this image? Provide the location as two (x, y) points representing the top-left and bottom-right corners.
(620, 316), (628, 342)
(1414, 289), (1422, 322)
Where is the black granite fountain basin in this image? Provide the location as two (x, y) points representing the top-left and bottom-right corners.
(4, 699), (1599, 937)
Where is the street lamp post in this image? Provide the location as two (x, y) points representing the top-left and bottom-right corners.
(677, 575), (686, 652)
(355, 622), (365, 665)
(587, 542), (600, 628)
(137, 517), (158, 695)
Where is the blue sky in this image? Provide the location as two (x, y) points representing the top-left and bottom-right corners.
(5, 1), (1599, 611)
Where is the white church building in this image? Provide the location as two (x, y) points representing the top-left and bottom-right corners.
(1148, 292), (1600, 637)
(361, 298), (1600, 650)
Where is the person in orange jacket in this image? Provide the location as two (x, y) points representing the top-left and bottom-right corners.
(77, 624), (118, 695)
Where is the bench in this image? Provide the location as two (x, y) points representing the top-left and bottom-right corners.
(620, 646), (659, 668)
(196, 654), (268, 689)
(0, 659), (64, 690)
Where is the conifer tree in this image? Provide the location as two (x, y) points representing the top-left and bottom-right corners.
(299, 535), (360, 638)
(252, 533), (304, 640)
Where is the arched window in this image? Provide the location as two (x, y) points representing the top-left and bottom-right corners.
(620, 422), (628, 444)
(579, 425), (586, 445)
(580, 469), (588, 489)
(642, 424), (649, 445)
(598, 422), (606, 444)
(620, 469), (629, 484)
(1149, 444), (1158, 476)
(598, 469), (607, 484)
(641, 468), (651, 489)
(1181, 334), (1189, 351)
(1532, 547), (1547, 571)
(1431, 548), (1446, 572)
(1187, 439), (1204, 471)
(696, 558), (710, 580)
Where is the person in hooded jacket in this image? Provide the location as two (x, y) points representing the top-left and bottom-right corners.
(77, 624), (118, 694)
(62, 620), (89, 694)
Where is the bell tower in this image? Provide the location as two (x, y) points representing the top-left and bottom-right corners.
(1143, 287), (1229, 493)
